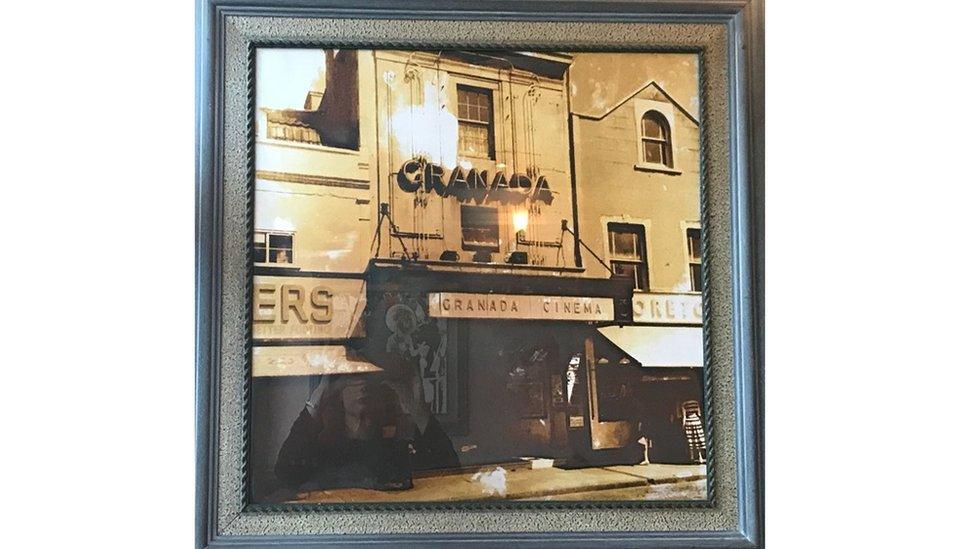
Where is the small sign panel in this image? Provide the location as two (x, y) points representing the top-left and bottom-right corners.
(429, 292), (615, 321)
(631, 292), (703, 325)
(253, 276), (366, 340)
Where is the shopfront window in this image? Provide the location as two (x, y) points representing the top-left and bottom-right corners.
(460, 205), (500, 252)
(607, 223), (648, 291)
(456, 85), (495, 159)
(253, 230), (294, 264)
(686, 227), (702, 292)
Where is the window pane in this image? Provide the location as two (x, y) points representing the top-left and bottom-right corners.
(459, 122), (490, 158)
(252, 244), (266, 263)
(642, 114), (664, 138)
(269, 234), (292, 249)
(611, 262), (646, 291)
(690, 263), (702, 292)
(610, 231), (638, 258)
(612, 262), (637, 283)
(458, 88), (491, 123)
(643, 140), (664, 164)
(254, 232), (266, 244)
(269, 248), (292, 264)
(687, 228), (701, 260)
(460, 205), (499, 251)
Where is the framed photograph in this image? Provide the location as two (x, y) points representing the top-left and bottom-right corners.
(196, 0), (763, 546)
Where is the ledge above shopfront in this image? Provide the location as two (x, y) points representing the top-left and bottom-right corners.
(365, 258), (634, 324)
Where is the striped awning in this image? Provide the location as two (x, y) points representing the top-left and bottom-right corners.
(597, 326), (703, 368)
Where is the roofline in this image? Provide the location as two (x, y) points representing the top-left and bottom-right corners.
(572, 79), (700, 126)
(515, 51), (574, 65)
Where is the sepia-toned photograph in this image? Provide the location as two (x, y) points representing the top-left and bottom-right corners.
(249, 48), (708, 504)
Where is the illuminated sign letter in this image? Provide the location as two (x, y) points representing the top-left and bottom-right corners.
(467, 168), (488, 191)
(533, 175), (554, 205)
(424, 162), (447, 195)
(449, 166), (468, 188)
(490, 171), (509, 191)
(396, 160), (423, 193)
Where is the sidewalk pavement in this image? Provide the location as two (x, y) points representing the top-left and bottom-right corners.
(293, 463), (707, 503)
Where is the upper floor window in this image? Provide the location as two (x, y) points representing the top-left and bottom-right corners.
(641, 110), (673, 167)
(460, 205), (500, 252)
(456, 85), (495, 160)
(607, 223), (649, 291)
(253, 230), (294, 265)
(686, 227), (702, 292)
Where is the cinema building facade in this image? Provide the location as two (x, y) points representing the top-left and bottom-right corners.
(249, 50), (705, 500)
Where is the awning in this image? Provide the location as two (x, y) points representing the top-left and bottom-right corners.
(252, 345), (383, 377)
(597, 326), (703, 368)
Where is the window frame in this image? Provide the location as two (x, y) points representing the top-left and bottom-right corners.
(253, 229), (295, 266)
(606, 222), (650, 292)
(633, 98), (680, 174)
(683, 221), (703, 293)
(640, 110), (673, 167)
(455, 84), (496, 161)
(459, 205), (500, 253)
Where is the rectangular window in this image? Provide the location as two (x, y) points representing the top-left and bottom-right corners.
(253, 230), (294, 264)
(687, 227), (702, 292)
(607, 223), (648, 291)
(460, 205), (499, 252)
(456, 85), (495, 160)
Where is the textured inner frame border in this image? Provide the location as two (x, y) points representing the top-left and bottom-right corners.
(215, 15), (736, 537)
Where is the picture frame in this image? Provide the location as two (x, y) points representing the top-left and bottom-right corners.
(195, 0), (764, 546)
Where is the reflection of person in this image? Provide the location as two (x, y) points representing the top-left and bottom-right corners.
(274, 370), (459, 494)
(385, 304), (430, 359)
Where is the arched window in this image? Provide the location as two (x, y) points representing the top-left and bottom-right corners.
(640, 110), (673, 167)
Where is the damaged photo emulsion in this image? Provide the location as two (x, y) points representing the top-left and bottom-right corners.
(250, 49), (708, 504)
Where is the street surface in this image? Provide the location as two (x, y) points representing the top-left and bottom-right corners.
(293, 463), (707, 503)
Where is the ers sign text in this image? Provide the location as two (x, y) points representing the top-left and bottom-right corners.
(252, 276), (365, 340)
(430, 292), (614, 321)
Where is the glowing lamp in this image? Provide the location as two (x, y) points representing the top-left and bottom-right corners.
(512, 210), (529, 233)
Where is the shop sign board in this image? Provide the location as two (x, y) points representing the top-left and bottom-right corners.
(252, 275), (366, 340)
(429, 292), (614, 321)
(632, 292), (703, 325)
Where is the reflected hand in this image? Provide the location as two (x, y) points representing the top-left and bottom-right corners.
(305, 376), (330, 419)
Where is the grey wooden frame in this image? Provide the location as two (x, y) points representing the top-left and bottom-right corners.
(195, 1), (763, 546)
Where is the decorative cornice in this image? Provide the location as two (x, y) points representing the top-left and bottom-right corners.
(255, 170), (371, 190)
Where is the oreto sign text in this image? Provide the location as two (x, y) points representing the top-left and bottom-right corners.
(631, 293), (703, 325)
